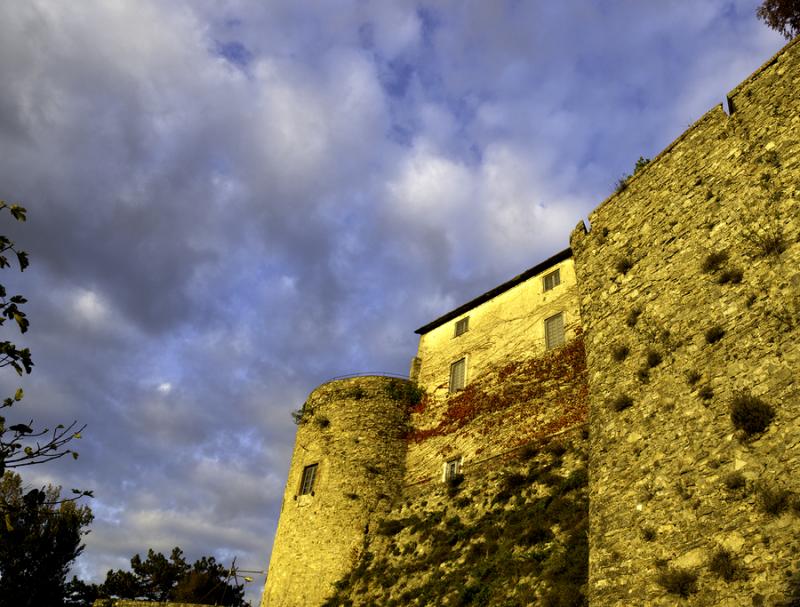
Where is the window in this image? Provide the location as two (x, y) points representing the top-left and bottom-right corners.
(449, 357), (467, 393)
(454, 316), (469, 337)
(543, 268), (561, 291)
(444, 456), (462, 482)
(299, 463), (318, 495)
(544, 313), (565, 350)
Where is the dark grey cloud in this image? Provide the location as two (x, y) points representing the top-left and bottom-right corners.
(0, 1), (784, 603)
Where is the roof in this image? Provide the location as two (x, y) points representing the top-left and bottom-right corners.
(414, 247), (573, 335)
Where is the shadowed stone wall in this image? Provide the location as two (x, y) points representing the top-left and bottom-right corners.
(571, 36), (800, 607)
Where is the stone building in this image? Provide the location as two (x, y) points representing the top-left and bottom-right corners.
(262, 36), (800, 606)
(261, 249), (588, 606)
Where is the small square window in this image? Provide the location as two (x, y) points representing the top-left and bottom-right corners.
(299, 463), (318, 495)
(449, 357), (467, 393)
(544, 313), (565, 350)
(454, 317), (469, 337)
(444, 456), (462, 482)
(543, 269), (561, 291)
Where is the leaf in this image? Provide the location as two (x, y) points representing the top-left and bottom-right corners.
(9, 423), (32, 434)
(14, 388), (23, 401)
(71, 451), (79, 460)
(9, 205), (27, 222)
(9, 295), (26, 304)
(4, 513), (12, 532)
(13, 312), (28, 333)
(24, 446), (33, 456)
(73, 432), (82, 439)
(16, 251), (28, 271)
(10, 361), (21, 376)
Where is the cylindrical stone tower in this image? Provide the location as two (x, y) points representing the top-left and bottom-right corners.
(260, 376), (413, 607)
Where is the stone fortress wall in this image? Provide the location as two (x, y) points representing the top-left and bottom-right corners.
(262, 36), (800, 606)
(261, 376), (412, 607)
(571, 35), (800, 606)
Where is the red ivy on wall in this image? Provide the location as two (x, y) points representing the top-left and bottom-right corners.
(405, 332), (588, 445)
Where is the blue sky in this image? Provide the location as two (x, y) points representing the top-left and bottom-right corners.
(0, 1), (786, 603)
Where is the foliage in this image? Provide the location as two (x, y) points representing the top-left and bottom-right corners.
(625, 307), (642, 327)
(611, 394), (633, 412)
(384, 380), (425, 405)
(615, 256), (634, 275)
(698, 385), (714, 401)
(0, 203), (86, 476)
(614, 156), (650, 193)
(718, 267), (743, 285)
(64, 576), (101, 607)
(290, 400), (312, 425)
(705, 325), (725, 344)
(0, 471), (93, 607)
(446, 473), (464, 498)
(755, 482), (792, 516)
(723, 471), (746, 492)
(645, 349), (662, 368)
(656, 566), (698, 597)
(786, 569), (800, 607)
(611, 344), (629, 362)
(730, 392), (775, 437)
(708, 547), (740, 582)
(323, 443), (588, 606)
(405, 334), (587, 445)
(701, 251), (728, 273)
(740, 211), (786, 258)
(97, 547), (247, 606)
(757, 0), (800, 38)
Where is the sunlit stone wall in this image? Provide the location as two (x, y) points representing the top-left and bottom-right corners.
(406, 253), (587, 487)
(571, 36), (800, 607)
(260, 376), (411, 607)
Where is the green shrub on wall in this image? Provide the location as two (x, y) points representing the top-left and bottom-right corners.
(730, 392), (775, 437)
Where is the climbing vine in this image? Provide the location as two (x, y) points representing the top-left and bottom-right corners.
(405, 332), (588, 445)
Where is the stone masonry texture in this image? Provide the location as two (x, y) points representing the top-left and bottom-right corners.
(261, 376), (412, 607)
(571, 36), (800, 606)
(406, 255), (586, 488)
(262, 37), (800, 607)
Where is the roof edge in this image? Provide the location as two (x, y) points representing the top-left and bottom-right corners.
(414, 247), (572, 335)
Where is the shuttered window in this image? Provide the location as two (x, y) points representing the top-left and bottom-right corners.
(543, 269), (561, 291)
(299, 463), (318, 495)
(444, 456), (462, 482)
(454, 317), (469, 337)
(545, 313), (565, 350)
(449, 357), (467, 393)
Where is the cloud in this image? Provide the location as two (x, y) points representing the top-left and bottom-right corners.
(0, 2), (786, 605)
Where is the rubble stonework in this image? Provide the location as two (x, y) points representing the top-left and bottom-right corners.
(570, 35), (800, 606)
(261, 36), (800, 606)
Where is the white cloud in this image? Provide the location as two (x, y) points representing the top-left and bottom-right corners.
(72, 289), (110, 325)
(387, 140), (476, 226)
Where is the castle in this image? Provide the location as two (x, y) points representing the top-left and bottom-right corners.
(261, 37), (800, 606)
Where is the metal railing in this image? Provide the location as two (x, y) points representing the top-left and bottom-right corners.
(324, 371), (410, 382)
